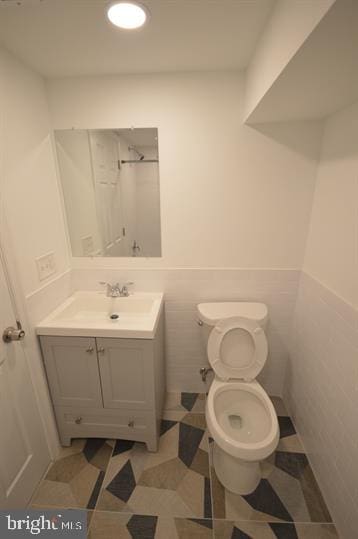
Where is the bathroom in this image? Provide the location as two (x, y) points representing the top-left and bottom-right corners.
(0, 0), (357, 538)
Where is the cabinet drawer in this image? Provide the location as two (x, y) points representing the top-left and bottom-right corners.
(54, 406), (156, 443)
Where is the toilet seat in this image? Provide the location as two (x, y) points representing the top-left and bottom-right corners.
(207, 316), (268, 382)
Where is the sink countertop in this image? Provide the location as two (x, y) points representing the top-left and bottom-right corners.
(36, 291), (164, 339)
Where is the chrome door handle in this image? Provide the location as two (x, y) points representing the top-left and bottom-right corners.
(3, 321), (25, 343)
(97, 347), (105, 354)
(86, 347), (94, 354)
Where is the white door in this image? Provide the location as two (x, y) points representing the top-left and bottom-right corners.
(90, 131), (123, 257)
(0, 249), (50, 508)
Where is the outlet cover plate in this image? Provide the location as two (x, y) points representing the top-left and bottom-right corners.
(36, 252), (56, 281)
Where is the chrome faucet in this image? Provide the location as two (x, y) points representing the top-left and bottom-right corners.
(99, 281), (134, 297)
(120, 282), (134, 297)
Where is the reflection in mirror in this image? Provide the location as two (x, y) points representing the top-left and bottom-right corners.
(54, 128), (161, 257)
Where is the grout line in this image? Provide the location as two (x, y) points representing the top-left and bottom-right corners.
(89, 438), (117, 525)
(211, 517), (337, 524)
(207, 434), (216, 539)
(27, 459), (54, 508)
(28, 505), (336, 528)
(280, 395), (337, 528)
(202, 393), (215, 537)
(88, 509), (214, 520)
(204, 389), (216, 539)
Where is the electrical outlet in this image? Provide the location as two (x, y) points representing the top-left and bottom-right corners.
(36, 252), (56, 281)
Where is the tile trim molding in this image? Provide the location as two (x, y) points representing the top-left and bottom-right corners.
(25, 269), (72, 325)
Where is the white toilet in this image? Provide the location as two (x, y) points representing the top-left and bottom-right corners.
(197, 302), (279, 495)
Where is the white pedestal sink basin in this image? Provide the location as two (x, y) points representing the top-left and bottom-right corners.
(36, 291), (164, 339)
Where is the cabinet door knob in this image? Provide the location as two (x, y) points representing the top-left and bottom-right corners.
(128, 420), (134, 428)
(97, 347), (105, 354)
(75, 417), (83, 424)
(86, 347), (94, 353)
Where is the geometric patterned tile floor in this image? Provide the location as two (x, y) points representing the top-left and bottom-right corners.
(95, 410), (211, 518)
(31, 439), (114, 510)
(30, 392), (339, 538)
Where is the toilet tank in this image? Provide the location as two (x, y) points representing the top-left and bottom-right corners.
(196, 302), (268, 347)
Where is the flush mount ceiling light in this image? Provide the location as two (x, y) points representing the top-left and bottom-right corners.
(106, 2), (149, 29)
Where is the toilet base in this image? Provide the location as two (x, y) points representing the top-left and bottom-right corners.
(213, 441), (261, 495)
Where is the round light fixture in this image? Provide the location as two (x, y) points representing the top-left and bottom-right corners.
(107, 2), (149, 29)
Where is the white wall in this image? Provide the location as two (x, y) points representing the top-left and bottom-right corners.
(46, 71), (323, 394)
(244, 0), (335, 121)
(303, 101), (358, 307)
(0, 49), (70, 296)
(286, 100), (358, 539)
(47, 72), (321, 269)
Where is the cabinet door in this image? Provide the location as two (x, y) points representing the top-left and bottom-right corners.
(97, 338), (154, 410)
(40, 336), (103, 408)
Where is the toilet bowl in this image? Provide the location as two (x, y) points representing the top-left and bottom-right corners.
(206, 378), (279, 494)
(197, 302), (279, 495)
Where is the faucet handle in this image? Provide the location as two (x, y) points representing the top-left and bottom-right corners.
(121, 281), (134, 296)
(99, 281), (114, 295)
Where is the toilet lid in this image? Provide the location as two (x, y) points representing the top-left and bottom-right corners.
(207, 316), (268, 381)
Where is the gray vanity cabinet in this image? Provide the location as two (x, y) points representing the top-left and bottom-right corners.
(97, 338), (154, 410)
(39, 312), (164, 451)
(40, 336), (103, 408)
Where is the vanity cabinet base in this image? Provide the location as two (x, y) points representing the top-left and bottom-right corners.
(40, 310), (165, 453)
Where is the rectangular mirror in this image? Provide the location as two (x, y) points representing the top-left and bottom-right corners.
(54, 128), (161, 257)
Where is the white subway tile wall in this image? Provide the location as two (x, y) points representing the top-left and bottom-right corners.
(27, 265), (358, 537)
(285, 271), (358, 539)
(26, 270), (72, 326)
(70, 268), (300, 394)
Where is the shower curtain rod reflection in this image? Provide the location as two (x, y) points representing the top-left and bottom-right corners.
(121, 159), (159, 163)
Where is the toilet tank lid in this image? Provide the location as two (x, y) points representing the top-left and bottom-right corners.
(197, 302), (268, 326)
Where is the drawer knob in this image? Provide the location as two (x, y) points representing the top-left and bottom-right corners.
(75, 417), (83, 425)
(86, 347), (94, 354)
(128, 420), (134, 428)
(97, 347), (105, 354)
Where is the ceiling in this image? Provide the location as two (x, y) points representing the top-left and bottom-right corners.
(246, 0), (358, 123)
(0, 0), (274, 78)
